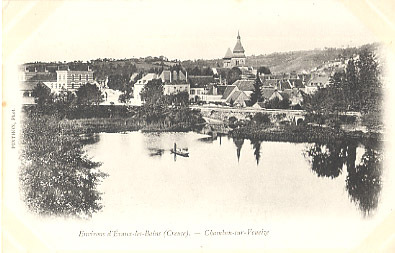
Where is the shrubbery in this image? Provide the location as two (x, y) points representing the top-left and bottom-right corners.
(20, 113), (107, 217)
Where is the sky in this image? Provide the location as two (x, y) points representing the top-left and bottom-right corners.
(14, 0), (378, 63)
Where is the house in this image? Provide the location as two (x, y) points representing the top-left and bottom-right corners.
(160, 70), (189, 95)
(27, 73), (58, 93)
(261, 87), (285, 102)
(221, 85), (237, 101)
(56, 66), (94, 91)
(234, 79), (255, 99)
(221, 84), (251, 107)
(252, 102), (265, 109)
(305, 74), (330, 94)
(281, 88), (305, 109)
(220, 79), (257, 107)
(129, 73), (139, 83)
(131, 73), (159, 106)
(20, 80), (39, 104)
(188, 75), (216, 103)
(226, 90), (250, 107)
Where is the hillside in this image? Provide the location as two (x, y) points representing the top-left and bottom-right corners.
(182, 44), (378, 74)
(246, 47), (358, 74)
(22, 44), (378, 79)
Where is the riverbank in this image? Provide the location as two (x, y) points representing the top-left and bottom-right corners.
(229, 124), (382, 146)
(23, 104), (206, 135)
(59, 116), (382, 147)
(59, 117), (205, 135)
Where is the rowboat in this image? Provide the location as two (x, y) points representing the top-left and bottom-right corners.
(171, 148), (189, 157)
(171, 143), (189, 157)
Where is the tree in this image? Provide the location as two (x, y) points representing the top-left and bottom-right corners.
(357, 48), (381, 112)
(107, 74), (130, 91)
(252, 112), (271, 125)
(265, 97), (290, 109)
(20, 113), (107, 217)
(32, 82), (52, 107)
(140, 79), (164, 105)
(257, 66), (271, 75)
(76, 83), (103, 105)
(308, 47), (382, 115)
(227, 67), (242, 85)
(250, 73), (263, 104)
(118, 84), (133, 104)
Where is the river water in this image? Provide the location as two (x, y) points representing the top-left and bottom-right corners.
(52, 130), (387, 250)
(16, 130), (390, 251)
(85, 131), (383, 220)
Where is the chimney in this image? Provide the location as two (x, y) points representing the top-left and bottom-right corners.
(169, 71), (172, 83)
(185, 71), (188, 82)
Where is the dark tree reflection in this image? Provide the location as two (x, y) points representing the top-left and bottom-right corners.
(250, 139), (262, 165)
(233, 138), (244, 162)
(305, 141), (347, 178)
(305, 140), (383, 217)
(346, 148), (382, 217)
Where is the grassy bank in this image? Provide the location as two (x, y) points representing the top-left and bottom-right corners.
(229, 124), (382, 145)
(24, 104), (206, 134)
(59, 117), (204, 134)
(60, 118), (141, 134)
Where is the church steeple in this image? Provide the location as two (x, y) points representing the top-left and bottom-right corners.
(222, 31), (246, 68)
(233, 31), (245, 54)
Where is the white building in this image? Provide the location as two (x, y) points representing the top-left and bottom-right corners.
(131, 73), (159, 106)
(56, 67), (94, 91)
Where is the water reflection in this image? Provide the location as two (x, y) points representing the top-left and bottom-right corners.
(250, 139), (262, 165)
(197, 124), (227, 145)
(233, 138), (244, 162)
(147, 148), (165, 157)
(346, 148), (382, 217)
(305, 141), (347, 179)
(305, 140), (383, 217)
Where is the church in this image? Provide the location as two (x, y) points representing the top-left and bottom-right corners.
(223, 31), (246, 68)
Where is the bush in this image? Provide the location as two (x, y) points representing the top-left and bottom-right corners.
(20, 113), (107, 217)
(253, 112), (271, 125)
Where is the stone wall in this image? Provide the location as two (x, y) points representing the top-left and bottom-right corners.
(196, 106), (306, 124)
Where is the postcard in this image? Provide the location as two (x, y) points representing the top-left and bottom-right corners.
(2, 0), (395, 252)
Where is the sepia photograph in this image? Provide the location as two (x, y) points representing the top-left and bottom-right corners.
(2, 0), (395, 252)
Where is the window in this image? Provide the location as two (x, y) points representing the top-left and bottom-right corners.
(71, 83), (74, 89)
(79, 74), (82, 80)
(72, 74), (74, 81)
(86, 74), (89, 81)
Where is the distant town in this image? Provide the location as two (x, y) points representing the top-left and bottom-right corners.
(19, 32), (367, 113)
